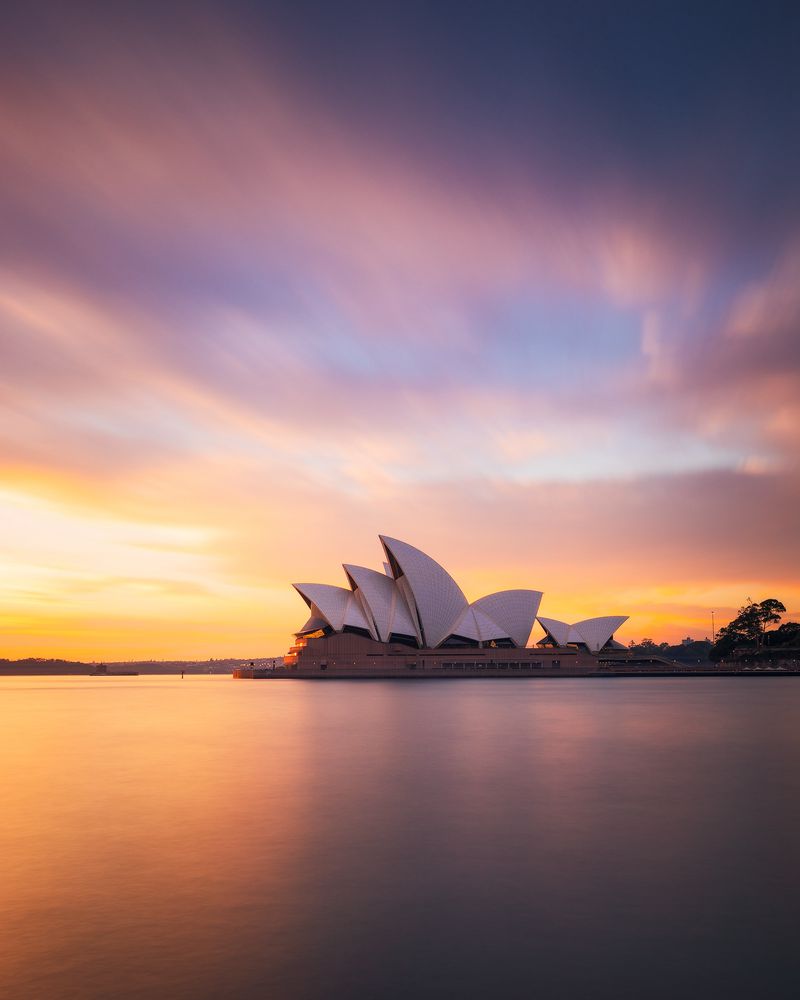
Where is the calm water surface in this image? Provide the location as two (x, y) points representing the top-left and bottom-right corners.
(2, 676), (799, 999)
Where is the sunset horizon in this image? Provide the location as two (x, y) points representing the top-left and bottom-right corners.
(4, 6), (800, 1000)
(2, 2), (799, 660)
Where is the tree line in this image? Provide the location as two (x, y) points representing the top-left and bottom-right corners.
(709, 599), (799, 662)
(628, 599), (799, 663)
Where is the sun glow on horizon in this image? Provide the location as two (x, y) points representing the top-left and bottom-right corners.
(1, 4), (798, 660)
(2, 477), (798, 660)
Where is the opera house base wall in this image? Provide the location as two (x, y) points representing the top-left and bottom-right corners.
(234, 632), (670, 678)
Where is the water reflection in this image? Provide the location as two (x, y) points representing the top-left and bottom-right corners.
(1, 677), (798, 999)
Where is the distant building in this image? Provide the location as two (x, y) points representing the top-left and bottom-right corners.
(281, 535), (629, 674)
(681, 637), (694, 646)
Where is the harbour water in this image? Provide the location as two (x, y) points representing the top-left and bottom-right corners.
(2, 676), (798, 999)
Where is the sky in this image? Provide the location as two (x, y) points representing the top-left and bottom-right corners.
(1, 0), (799, 659)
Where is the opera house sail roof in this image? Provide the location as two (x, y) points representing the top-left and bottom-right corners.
(537, 616), (629, 652)
(292, 536), (628, 652)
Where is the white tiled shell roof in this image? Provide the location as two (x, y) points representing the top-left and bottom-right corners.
(343, 593), (372, 632)
(537, 616), (572, 646)
(343, 564), (404, 642)
(344, 565), (393, 639)
(573, 616), (629, 652)
(472, 589), (543, 648)
(379, 536), (468, 648)
(298, 613), (328, 634)
(293, 583), (370, 634)
(452, 605), (509, 642)
(538, 614), (628, 651)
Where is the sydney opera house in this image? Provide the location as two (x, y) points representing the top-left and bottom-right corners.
(278, 535), (629, 676)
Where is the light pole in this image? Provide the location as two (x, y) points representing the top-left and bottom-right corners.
(711, 610), (716, 643)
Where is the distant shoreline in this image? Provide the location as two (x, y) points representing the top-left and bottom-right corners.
(0, 659), (266, 676)
(0, 668), (230, 676)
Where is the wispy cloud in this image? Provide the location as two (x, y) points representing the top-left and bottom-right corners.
(1, 2), (798, 656)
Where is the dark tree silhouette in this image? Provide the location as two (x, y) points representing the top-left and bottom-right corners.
(710, 598), (787, 661)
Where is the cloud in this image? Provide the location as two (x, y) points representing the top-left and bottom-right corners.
(629, 242), (800, 470)
(1, 3), (798, 656)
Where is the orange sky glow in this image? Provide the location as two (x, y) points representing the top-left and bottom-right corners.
(1, 6), (798, 659)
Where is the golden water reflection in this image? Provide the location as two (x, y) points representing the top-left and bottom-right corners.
(2, 676), (799, 999)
